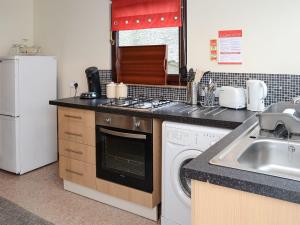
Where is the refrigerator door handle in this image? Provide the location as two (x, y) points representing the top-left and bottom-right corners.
(0, 114), (19, 118)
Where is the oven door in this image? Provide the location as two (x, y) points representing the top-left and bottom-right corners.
(96, 126), (153, 193)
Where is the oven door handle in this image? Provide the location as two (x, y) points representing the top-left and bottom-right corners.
(99, 128), (147, 140)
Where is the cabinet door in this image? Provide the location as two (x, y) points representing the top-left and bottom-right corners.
(58, 107), (95, 146)
(59, 156), (96, 189)
(192, 180), (300, 225)
(59, 140), (95, 164)
(0, 116), (19, 173)
(58, 107), (95, 128)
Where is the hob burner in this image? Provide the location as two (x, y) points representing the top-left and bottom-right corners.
(99, 97), (174, 111)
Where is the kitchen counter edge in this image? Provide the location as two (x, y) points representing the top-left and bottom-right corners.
(184, 116), (300, 205)
(49, 97), (251, 129)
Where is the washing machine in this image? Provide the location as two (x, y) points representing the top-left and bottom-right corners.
(161, 121), (231, 225)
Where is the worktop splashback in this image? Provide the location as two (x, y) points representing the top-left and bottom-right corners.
(99, 70), (187, 101)
(99, 70), (300, 106)
(200, 72), (300, 106)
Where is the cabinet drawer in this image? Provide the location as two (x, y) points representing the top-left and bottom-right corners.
(59, 140), (95, 164)
(58, 122), (95, 146)
(58, 107), (95, 128)
(59, 156), (96, 189)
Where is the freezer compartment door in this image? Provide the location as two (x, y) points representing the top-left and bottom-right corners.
(0, 116), (19, 174)
(0, 59), (19, 116)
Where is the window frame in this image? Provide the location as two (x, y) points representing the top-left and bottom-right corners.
(111, 0), (187, 86)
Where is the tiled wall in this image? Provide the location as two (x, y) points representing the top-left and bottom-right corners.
(99, 70), (300, 105)
(99, 70), (187, 101)
(200, 72), (300, 106)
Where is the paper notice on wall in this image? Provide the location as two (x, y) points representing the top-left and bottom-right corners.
(218, 30), (242, 64)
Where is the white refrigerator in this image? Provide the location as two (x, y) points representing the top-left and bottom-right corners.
(0, 56), (57, 174)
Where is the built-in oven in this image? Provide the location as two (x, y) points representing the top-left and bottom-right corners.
(96, 112), (153, 193)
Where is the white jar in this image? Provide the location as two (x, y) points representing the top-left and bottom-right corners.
(106, 82), (117, 99)
(116, 82), (128, 99)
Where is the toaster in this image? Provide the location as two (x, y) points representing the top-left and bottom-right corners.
(219, 86), (246, 109)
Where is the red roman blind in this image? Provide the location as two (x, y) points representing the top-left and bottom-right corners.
(112, 0), (182, 31)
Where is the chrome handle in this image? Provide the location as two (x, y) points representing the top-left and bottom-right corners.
(65, 169), (83, 176)
(99, 128), (146, 140)
(65, 148), (83, 155)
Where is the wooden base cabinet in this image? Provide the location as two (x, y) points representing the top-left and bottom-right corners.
(192, 180), (300, 225)
(58, 107), (96, 189)
(57, 107), (162, 209)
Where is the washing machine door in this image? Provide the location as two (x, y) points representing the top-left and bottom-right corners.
(171, 149), (201, 207)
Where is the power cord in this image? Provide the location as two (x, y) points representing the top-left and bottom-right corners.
(74, 83), (78, 97)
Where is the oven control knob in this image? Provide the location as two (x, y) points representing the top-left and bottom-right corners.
(105, 118), (111, 124)
(135, 121), (141, 128)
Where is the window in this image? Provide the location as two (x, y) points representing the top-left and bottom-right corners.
(119, 27), (179, 74)
(111, 0), (187, 86)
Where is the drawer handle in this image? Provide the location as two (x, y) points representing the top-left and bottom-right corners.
(65, 169), (83, 176)
(64, 115), (82, 120)
(65, 148), (83, 155)
(65, 132), (83, 137)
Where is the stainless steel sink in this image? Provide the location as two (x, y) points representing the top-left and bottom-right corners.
(210, 124), (300, 181)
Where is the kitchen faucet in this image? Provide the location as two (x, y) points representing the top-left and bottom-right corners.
(273, 122), (290, 139)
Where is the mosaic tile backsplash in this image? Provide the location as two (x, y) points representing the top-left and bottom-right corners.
(99, 70), (187, 101)
(99, 70), (300, 106)
(200, 72), (300, 106)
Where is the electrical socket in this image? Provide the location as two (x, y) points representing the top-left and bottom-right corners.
(69, 81), (77, 88)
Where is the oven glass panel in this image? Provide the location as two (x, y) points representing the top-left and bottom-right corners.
(96, 125), (153, 193)
(102, 134), (146, 179)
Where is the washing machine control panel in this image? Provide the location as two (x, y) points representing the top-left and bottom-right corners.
(167, 129), (197, 146)
(166, 127), (230, 150)
(196, 132), (227, 150)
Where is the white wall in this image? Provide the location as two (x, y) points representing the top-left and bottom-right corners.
(34, 0), (111, 98)
(187, 0), (300, 74)
(0, 0), (34, 56)
(33, 0), (300, 97)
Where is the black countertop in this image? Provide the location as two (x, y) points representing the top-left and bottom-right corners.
(50, 97), (300, 205)
(49, 97), (254, 129)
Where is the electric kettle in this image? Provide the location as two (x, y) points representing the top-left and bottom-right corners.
(246, 80), (268, 111)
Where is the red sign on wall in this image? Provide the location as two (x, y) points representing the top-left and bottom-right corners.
(218, 29), (243, 64)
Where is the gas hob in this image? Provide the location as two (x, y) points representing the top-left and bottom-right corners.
(98, 97), (176, 111)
